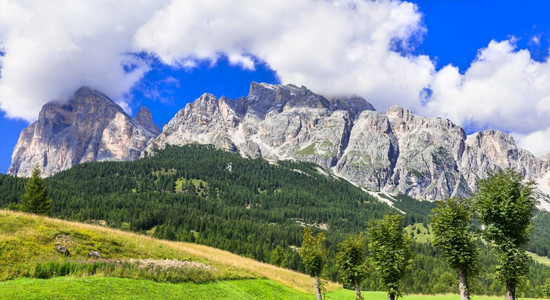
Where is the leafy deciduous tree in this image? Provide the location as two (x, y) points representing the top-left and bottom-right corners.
(336, 233), (369, 300)
(475, 169), (537, 300)
(367, 214), (412, 300)
(300, 227), (327, 300)
(20, 165), (51, 216)
(431, 197), (479, 300)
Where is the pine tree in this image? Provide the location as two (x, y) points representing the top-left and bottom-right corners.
(20, 165), (52, 216)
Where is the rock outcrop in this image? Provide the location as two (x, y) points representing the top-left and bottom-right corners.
(8, 87), (159, 177)
(146, 82), (550, 200)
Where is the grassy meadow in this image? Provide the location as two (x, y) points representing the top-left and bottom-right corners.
(0, 210), (546, 299)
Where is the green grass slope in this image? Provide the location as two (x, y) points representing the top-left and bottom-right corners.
(0, 278), (313, 300)
(0, 210), (339, 295)
(1, 211), (546, 299)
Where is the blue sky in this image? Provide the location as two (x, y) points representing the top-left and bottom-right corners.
(2, 0), (550, 173)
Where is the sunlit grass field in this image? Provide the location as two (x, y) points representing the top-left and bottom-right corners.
(0, 210), (544, 299)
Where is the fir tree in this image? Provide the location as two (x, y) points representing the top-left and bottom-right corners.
(20, 165), (52, 216)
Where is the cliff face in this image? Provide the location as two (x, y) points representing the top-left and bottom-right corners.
(9, 83), (550, 204)
(8, 87), (159, 177)
(147, 82), (550, 200)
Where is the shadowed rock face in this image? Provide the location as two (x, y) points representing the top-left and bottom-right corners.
(146, 82), (549, 200)
(135, 105), (161, 136)
(8, 87), (159, 177)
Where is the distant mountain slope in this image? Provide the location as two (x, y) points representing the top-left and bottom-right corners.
(147, 82), (550, 201)
(8, 83), (550, 203)
(8, 87), (159, 177)
(1, 144), (394, 266)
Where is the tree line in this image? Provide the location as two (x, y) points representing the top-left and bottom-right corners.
(301, 169), (546, 300)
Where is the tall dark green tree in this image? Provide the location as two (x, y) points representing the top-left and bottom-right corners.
(300, 227), (327, 300)
(431, 198), (479, 300)
(20, 165), (51, 216)
(367, 214), (411, 300)
(336, 233), (369, 300)
(475, 169), (537, 300)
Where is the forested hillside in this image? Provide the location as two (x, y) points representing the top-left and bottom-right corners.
(1, 144), (550, 296)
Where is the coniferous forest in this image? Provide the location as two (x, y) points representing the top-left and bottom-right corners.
(1, 144), (550, 297)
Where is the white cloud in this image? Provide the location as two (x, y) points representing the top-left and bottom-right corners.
(422, 39), (550, 156)
(133, 0), (434, 112)
(2, 0), (550, 156)
(0, 0), (168, 120)
(514, 129), (550, 157)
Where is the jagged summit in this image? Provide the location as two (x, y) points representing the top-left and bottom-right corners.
(135, 106), (161, 136)
(8, 82), (550, 207)
(146, 82), (550, 203)
(8, 87), (159, 177)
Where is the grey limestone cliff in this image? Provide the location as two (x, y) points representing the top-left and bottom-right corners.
(146, 82), (550, 200)
(9, 82), (550, 203)
(8, 87), (159, 177)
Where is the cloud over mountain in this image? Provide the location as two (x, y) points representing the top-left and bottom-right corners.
(1, 0), (550, 155)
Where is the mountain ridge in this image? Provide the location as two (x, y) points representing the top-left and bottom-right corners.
(145, 82), (550, 202)
(8, 83), (550, 205)
(8, 87), (159, 177)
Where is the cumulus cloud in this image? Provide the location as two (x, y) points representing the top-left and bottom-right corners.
(423, 39), (550, 155)
(0, 0), (168, 120)
(133, 0), (434, 111)
(2, 0), (550, 156)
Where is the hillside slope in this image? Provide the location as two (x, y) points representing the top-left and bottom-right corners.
(0, 210), (338, 294)
(2, 145), (550, 296)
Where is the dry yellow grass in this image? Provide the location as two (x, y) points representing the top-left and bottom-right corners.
(158, 239), (340, 293)
(0, 210), (339, 294)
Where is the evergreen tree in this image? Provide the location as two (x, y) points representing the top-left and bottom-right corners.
(20, 166), (52, 216)
(300, 227), (327, 300)
(475, 169), (537, 300)
(270, 245), (286, 267)
(367, 214), (411, 300)
(431, 197), (478, 300)
(336, 234), (369, 300)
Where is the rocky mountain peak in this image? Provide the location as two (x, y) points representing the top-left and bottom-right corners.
(135, 106), (161, 136)
(146, 82), (550, 206)
(8, 87), (159, 177)
(10, 82), (550, 209)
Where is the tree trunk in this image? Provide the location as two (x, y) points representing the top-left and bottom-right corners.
(314, 277), (322, 300)
(457, 267), (470, 300)
(387, 293), (395, 300)
(505, 282), (515, 300)
(354, 283), (363, 300)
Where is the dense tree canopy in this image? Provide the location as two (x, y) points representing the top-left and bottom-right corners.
(475, 169), (538, 300)
(367, 214), (412, 300)
(431, 198), (478, 300)
(336, 234), (369, 300)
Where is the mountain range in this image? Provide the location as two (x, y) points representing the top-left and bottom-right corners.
(8, 82), (550, 207)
